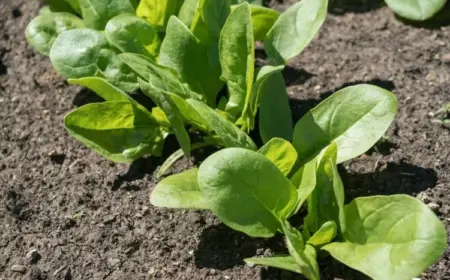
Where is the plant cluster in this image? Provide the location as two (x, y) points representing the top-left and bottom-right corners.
(25, 0), (447, 279)
(151, 85), (447, 280)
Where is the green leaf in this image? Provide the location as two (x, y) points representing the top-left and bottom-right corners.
(65, 100), (164, 162)
(281, 220), (320, 280)
(166, 94), (212, 132)
(120, 53), (203, 100)
(25, 13), (84, 56)
(187, 99), (257, 150)
(105, 14), (161, 59)
(307, 221), (337, 247)
(191, 0), (231, 44)
(151, 168), (210, 209)
(159, 16), (223, 106)
(257, 137), (298, 176)
(244, 255), (302, 274)
(304, 143), (346, 236)
(289, 157), (317, 215)
(292, 84), (398, 165)
(237, 65), (284, 132)
(79, 0), (136, 30)
(139, 78), (191, 156)
(136, 0), (183, 30)
(385, 0), (446, 21)
(231, 4), (280, 41)
(178, 0), (199, 27)
(50, 29), (138, 92)
(65, 0), (81, 13)
(264, 0), (327, 65)
(232, 0), (262, 4)
(219, 2), (254, 116)
(198, 148), (298, 237)
(67, 77), (131, 101)
(323, 195), (448, 280)
(44, 0), (79, 14)
(259, 71), (293, 143)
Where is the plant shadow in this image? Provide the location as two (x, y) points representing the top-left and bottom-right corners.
(328, 0), (384, 15)
(111, 156), (161, 191)
(395, 2), (450, 29)
(72, 88), (104, 107)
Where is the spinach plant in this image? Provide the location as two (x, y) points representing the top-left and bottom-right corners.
(150, 84), (447, 280)
(25, 0), (328, 163)
(384, 0), (446, 21)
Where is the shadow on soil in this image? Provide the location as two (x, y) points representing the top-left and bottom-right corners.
(328, 0), (384, 15)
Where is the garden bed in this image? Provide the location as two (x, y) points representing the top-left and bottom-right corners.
(0, 0), (449, 279)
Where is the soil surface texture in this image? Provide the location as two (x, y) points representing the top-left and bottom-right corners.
(0, 0), (449, 279)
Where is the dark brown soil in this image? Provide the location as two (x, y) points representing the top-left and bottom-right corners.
(1, 1), (449, 279)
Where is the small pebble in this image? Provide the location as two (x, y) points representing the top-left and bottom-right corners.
(224, 276), (230, 280)
(427, 202), (440, 212)
(11, 265), (26, 273)
(148, 267), (155, 275)
(441, 53), (450, 63)
(107, 258), (120, 268)
(103, 215), (116, 225)
(26, 249), (41, 264)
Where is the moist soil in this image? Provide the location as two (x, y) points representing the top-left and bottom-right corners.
(1, 0), (449, 279)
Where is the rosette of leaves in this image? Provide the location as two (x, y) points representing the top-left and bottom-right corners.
(150, 84), (447, 280)
(25, 0), (329, 163)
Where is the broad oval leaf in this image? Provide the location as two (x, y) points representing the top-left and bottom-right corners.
(105, 14), (161, 59)
(79, 0), (136, 30)
(151, 168), (210, 209)
(65, 100), (164, 162)
(187, 99), (257, 150)
(137, 0), (183, 30)
(259, 71), (293, 143)
(264, 0), (327, 65)
(178, 0), (199, 27)
(219, 2), (254, 116)
(258, 137), (298, 176)
(25, 13), (84, 56)
(289, 157), (317, 215)
(304, 143), (346, 236)
(323, 195), (447, 280)
(159, 16), (223, 106)
(385, 0), (446, 21)
(50, 29), (138, 92)
(292, 84), (398, 165)
(198, 148), (298, 237)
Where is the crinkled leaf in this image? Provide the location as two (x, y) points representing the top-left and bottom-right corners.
(231, 4), (279, 41)
(159, 17), (222, 106)
(79, 0), (136, 30)
(139, 78), (191, 155)
(50, 29), (138, 92)
(258, 137), (297, 176)
(137, 0), (183, 30)
(281, 220), (320, 280)
(237, 65), (284, 132)
(307, 221), (337, 247)
(292, 84), (398, 165)
(259, 71), (293, 143)
(187, 99), (257, 150)
(25, 12), (84, 56)
(151, 168), (209, 209)
(65, 100), (164, 162)
(120, 53), (203, 100)
(198, 148), (297, 237)
(219, 2), (254, 116)
(323, 195), (447, 280)
(304, 143), (346, 236)
(264, 0), (327, 65)
(191, 0), (231, 44)
(244, 255), (302, 274)
(105, 14), (161, 59)
(67, 77), (131, 101)
(385, 0), (446, 21)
